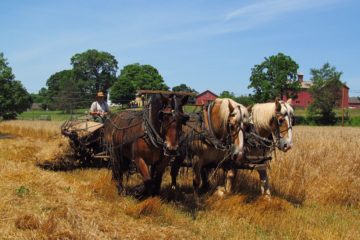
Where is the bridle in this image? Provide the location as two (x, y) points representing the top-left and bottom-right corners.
(207, 101), (244, 151)
(272, 103), (293, 148)
(157, 96), (187, 156)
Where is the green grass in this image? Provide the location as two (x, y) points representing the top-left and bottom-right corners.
(18, 107), (360, 126)
(294, 107), (360, 117)
(18, 109), (88, 121)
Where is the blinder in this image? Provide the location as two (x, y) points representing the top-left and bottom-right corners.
(158, 109), (175, 122)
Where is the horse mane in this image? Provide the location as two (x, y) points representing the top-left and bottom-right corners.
(212, 98), (244, 139)
(251, 102), (276, 132)
(251, 101), (294, 132)
(280, 101), (294, 116)
(148, 94), (164, 130)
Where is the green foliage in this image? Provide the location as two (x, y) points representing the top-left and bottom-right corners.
(16, 185), (30, 197)
(0, 53), (32, 119)
(39, 49), (118, 112)
(219, 91), (237, 100)
(172, 84), (197, 104)
(110, 78), (136, 104)
(308, 63), (343, 125)
(71, 49), (118, 97)
(45, 69), (87, 112)
(110, 63), (168, 104)
(236, 95), (255, 106)
(219, 91), (254, 106)
(249, 53), (300, 102)
(172, 83), (197, 93)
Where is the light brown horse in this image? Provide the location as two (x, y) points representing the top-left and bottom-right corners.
(244, 98), (294, 198)
(103, 94), (188, 198)
(170, 98), (249, 205)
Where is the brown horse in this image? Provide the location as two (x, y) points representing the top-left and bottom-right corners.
(103, 94), (188, 197)
(244, 98), (294, 198)
(170, 98), (249, 204)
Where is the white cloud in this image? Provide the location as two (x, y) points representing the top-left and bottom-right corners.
(225, 0), (341, 22)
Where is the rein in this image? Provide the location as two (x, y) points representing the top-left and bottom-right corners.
(143, 106), (164, 148)
(204, 102), (233, 151)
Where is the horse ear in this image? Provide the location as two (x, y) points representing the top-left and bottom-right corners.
(228, 100), (235, 114)
(159, 94), (168, 105)
(181, 95), (189, 106)
(247, 104), (253, 113)
(287, 98), (293, 106)
(275, 98), (281, 112)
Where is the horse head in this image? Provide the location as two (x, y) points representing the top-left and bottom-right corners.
(272, 98), (294, 152)
(227, 99), (249, 161)
(211, 98), (249, 162)
(158, 94), (189, 156)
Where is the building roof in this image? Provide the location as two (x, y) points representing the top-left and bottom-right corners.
(300, 80), (349, 90)
(196, 90), (218, 98)
(300, 81), (313, 89)
(349, 97), (360, 104)
(136, 90), (196, 96)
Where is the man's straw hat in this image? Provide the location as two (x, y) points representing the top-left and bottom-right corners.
(96, 92), (105, 97)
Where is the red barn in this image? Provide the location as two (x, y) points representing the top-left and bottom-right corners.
(284, 74), (349, 108)
(349, 97), (360, 109)
(196, 90), (218, 105)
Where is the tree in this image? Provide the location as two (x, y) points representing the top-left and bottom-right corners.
(110, 63), (168, 104)
(308, 63), (343, 124)
(71, 49), (118, 99)
(110, 78), (136, 104)
(0, 53), (31, 119)
(172, 84), (197, 94)
(219, 91), (255, 106)
(249, 53), (300, 102)
(46, 70), (86, 112)
(236, 95), (255, 106)
(30, 87), (49, 110)
(172, 84), (198, 104)
(219, 91), (237, 100)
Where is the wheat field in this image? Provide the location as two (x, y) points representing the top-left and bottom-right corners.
(0, 120), (359, 239)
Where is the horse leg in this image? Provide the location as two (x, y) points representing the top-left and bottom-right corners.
(225, 168), (236, 194)
(152, 160), (168, 196)
(110, 149), (125, 195)
(258, 169), (271, 199)
(170, 156), (182, 190)
(134, 156), (153, 198)
(192, 157), (202, 207)
(200, 167), (210, 193)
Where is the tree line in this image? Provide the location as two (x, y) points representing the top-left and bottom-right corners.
(0, 50), (345, 124)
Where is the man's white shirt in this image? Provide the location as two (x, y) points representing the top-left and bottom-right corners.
(90, 101), (109, 113)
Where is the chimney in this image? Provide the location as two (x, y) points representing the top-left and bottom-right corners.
(297, 73), (304, 83)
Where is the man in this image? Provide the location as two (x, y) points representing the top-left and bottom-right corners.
(90, 92), (110, 122)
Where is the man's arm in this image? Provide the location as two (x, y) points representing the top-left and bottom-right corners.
(89, 102), (99, 116)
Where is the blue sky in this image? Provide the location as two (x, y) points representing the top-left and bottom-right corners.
(1, 0), (360, 96)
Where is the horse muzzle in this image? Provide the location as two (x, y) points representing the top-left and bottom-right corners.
(230, 144), (244, 163)
(279, 139), (293, 152)
(163, 142), (179, 157)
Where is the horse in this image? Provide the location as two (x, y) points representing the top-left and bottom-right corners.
(243, 98), (294, 198)
(170, 98), (249, 205)
(103, 94), (189, 198)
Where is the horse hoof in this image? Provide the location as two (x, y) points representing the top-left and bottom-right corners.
(261, 194), (271, 201)
(213, 186), (226, 198)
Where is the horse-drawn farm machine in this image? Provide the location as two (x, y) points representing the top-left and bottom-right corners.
(60, 90), (197, 166)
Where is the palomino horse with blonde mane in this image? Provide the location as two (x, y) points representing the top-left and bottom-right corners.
(170, 98), (249, 204)
(103, 94), (188, 198)
(244, 98), (294, 198)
